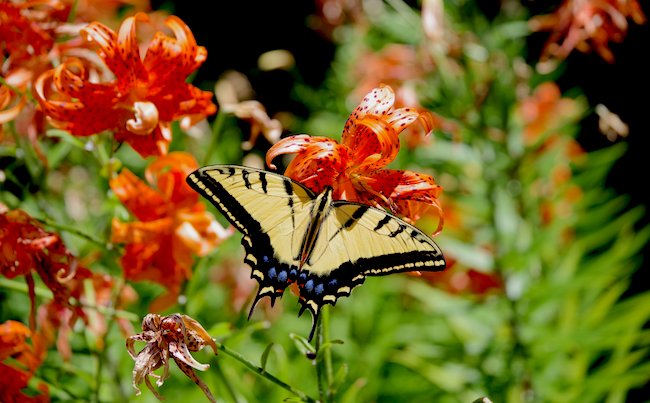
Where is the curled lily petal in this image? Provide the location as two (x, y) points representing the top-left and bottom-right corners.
(283, 139), (349, 193)
(164, 15), (206, 71)
(126, 101), (159, 135)
(34, 60), (121, 136)
(169, 341), (209, 371)
(111, 153), (229, 312)
(0, 85), (27, 124)
(127, 314), (217, 402)
(180, 314), (218, 354)
(363, 169), (444, 234)
(116, 13), (148, 84)
(350, 115), (400, 169)
(40, 13), (215, 158)
(263, 84), (444, 226)
(174, 360), (217, 403)
(389, 107), (436, 137)
(146, 151), (199, 208)
(266, 134), (326, 169)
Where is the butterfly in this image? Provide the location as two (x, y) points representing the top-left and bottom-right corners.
(186, 165), (446, 340)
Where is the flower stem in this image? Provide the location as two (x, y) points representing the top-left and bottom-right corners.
(215, 341), (317, 403)
(0, 277), (139, 322)
(212, 361), (240, 403)
(33, 214), (120, 253)
(315, 306), (334, 402)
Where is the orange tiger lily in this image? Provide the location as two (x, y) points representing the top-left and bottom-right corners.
(34, 13), (216, 157)
(110, 152), (232, 310)
(266, 84), (444, 233)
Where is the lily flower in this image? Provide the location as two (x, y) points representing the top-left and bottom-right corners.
(34, 12), (217, 157)
(529, 0), (646, 64)
(0, 206), (78, 330)
(0, 320), (49, 402)
(266, 84), (444, 233)
(126, 313), (217, 402)
(110, 152), (232, 311)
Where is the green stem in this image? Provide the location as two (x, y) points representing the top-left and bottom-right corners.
(481, 137), (532, 396)
(106, 349), (129, 402)
(0, 277), (139, 322)
(212, 361), (240, 403)
(33, 215), (119, 252)
(216, 341), (317, 403)
(321, 308), (334, 388)
(203, 111), (228, 166)
(92, 348), (103, 403)
(315, 307), (334, 402)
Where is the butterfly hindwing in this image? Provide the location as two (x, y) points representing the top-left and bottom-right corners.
(187, 164), (446, 341)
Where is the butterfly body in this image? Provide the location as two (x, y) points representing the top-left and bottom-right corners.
(186, 165), (445, 340)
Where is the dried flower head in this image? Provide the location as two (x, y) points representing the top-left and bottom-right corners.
(126, 313), (218, 402)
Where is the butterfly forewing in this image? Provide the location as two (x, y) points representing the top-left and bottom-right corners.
(187, 165), (315, 304)
(196, 166), (314, 252)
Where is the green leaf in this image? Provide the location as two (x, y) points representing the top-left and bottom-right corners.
(260, 342), (275, 371)
(315, 339), (344, 361)
(331, 363), (349, 394)
(46, 129), (87, 149)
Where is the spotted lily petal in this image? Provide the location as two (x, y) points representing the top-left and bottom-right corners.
(34, 60), (122, 136)
(112, 218), (173, 244)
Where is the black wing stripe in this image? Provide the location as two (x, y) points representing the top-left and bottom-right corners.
(388, 223), (406, 238)
(187, 167), (300, 318)
(259, 172), (268, 193)
(373, 214), (392, 232)
(187, 171), (255, 235)
(243, 170), (252, 189)
(343, 205), (369, 228)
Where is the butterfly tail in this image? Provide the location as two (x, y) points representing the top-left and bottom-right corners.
(307, 309), (320, 342)
(248, 291), (265, 320)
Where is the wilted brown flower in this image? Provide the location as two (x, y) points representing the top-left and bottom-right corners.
(215, 70), (283, 150)
(126, 313), (218, 402)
